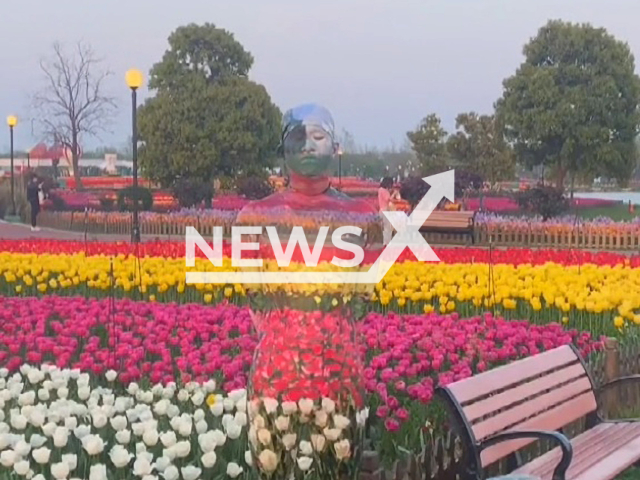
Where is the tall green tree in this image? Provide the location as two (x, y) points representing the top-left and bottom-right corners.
(495, 20), (640, 190)
(138, 23), (281, 187)
(406, 113), (448, 173)
(447, 112), (515, 183)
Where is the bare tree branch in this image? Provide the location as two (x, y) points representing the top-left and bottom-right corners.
(31, 40), (117, 189)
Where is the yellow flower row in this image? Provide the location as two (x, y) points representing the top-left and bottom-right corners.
(1, 252), (639, 332)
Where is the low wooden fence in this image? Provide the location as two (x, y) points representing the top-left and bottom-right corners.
(357, 337), (639, 480)
(37, 211), (640, 250)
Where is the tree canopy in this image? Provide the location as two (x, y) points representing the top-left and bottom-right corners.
(138, 23), (281, 187)
(446, 112), (515, 183)
(406, 113), (448, 173)
(495, 19), (640, 190)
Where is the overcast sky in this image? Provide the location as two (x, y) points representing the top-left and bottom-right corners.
(0, 0), (637, 152)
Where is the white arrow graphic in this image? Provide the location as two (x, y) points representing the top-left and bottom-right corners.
(185, 170), (455, 284)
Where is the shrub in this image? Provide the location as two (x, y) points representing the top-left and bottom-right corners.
(236, 176), (274, 200)
(515, 185), (569, 220)
(455, 170), (484, 197)
(117, 186), (153, 212)
(400, 176), (430, 210)
(171, 178), (214, 208)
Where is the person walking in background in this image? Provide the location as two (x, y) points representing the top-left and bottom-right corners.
(26, 175), (41, 232)
(378, 176), (395, 245)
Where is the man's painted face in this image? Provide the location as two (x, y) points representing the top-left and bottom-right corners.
(283, 124), (335, 177)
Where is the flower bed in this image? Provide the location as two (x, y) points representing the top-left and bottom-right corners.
(0, 295), (601, 474)
(1, 245), (639, 336)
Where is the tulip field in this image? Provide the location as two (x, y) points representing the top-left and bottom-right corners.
(0, 237), (634, 478)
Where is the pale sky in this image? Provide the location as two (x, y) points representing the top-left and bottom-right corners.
(0, 0), (637, 152)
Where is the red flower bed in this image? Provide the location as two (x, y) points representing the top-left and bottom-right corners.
(2, 239), (639, 267)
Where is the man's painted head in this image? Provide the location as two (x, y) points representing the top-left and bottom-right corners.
(281, 103), (336, 177)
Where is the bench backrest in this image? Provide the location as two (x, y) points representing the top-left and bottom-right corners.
(437, 344), (597, 468)
(422, 210), (475, 227)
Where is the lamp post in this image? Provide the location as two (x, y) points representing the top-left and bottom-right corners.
(337, 144), (343, 190)
(6, 115), (17, 216)
(125, 69), (143, 243)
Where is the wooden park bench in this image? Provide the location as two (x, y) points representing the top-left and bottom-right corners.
(436, 344), (640, 480)
(419, 210), (475, 243)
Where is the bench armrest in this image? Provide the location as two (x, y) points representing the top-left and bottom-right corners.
(596, 375), (640, 422)
(478, 430), (572, 480)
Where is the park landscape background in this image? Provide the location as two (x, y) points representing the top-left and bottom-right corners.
(3, 13), (640, 480)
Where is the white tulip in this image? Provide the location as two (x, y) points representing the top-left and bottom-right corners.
(334, 439), (351, 460)
(37, 389), (49, 402)
(228, 389), (246, 402)
(109, 445), (133, 468)
(195, 419), (208, 434)
(258, 450), (278, 474)
(244, 450), (253, 466)
(162, 465), (179, 480)
(173, 440), (190, 458)
(234, 411), (247, 427)
(222, 414), (234, 429)
(311, 434), (327, 452)
(226, 462), (243, 478)
(314, 410), (328, 428)
(153, 400), (169, 416)
(29, 434), (47, 448)
(82, 434), (105, 455)
(203, 380), (216, 392)
(51, 461), (70, 479)
(77, 386), (91, 401)
(235, 397), (247, 413)
(167, 404), (180, 418)
(155, 456), (171, 472)
(191, 391), (205, 406)
(197, 432), (216, 453)
(323, 427), (341, 442)
(127, 383), (139, 396)
(89, 463), (107, 480)
(212, 429), (227, 447)
(33, 475), (45, 480)
(110, 415), (128, 431)
(105, 370), (117, 382)
(92, 412), (108, 430)
(10, 413), (27, 430)
(132, 422), (146, 437)
(282, 433), (297, 450)
(73, 425), (91, 439)
(160, 431), (177, 448)
(64, 416), (78, 430)
(116, 429), (131, 444)
(53, 427), (69, 448)
(321, 397), (336, 414)
(133, 456), (153, 476)
(181, 466), (202, 480)
(0, 449), (16, 467)
(223, 398), (235, 412)
(14, 440), (31, 456)
(28, 410), (45, 428)
(32, 446), (51, 464)
(297, 456), (313, 471)
(299, 439), (313, 455)
(142, 475), (158, 480)
(274, 415), (290, 431)
(178, 421), (192, 437)
(14, 459), (30, 476)
(201, 450), (217, 468)
(62, 453), (77, 471)
(136, 442), (147, 454)
(226, 421), (242, 440)
(209, 401), (224, 417)
(177, 390), (189, 402)
(143, 429), (159, 446)
(0, 433), (10, 449)
(163, 447), (176, 461)
(333, 414), (351, 430)
(298, 398), (314, 415)
(0, 368), (9, 378)
(18, 391), (35, 406)
(57, 387), (69, 399)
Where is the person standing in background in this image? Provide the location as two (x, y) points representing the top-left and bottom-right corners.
(26, 175), (41, 232)
(378, 176), (395, 245)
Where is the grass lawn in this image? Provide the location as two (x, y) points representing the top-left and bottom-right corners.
(576, 203), (640, 221)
